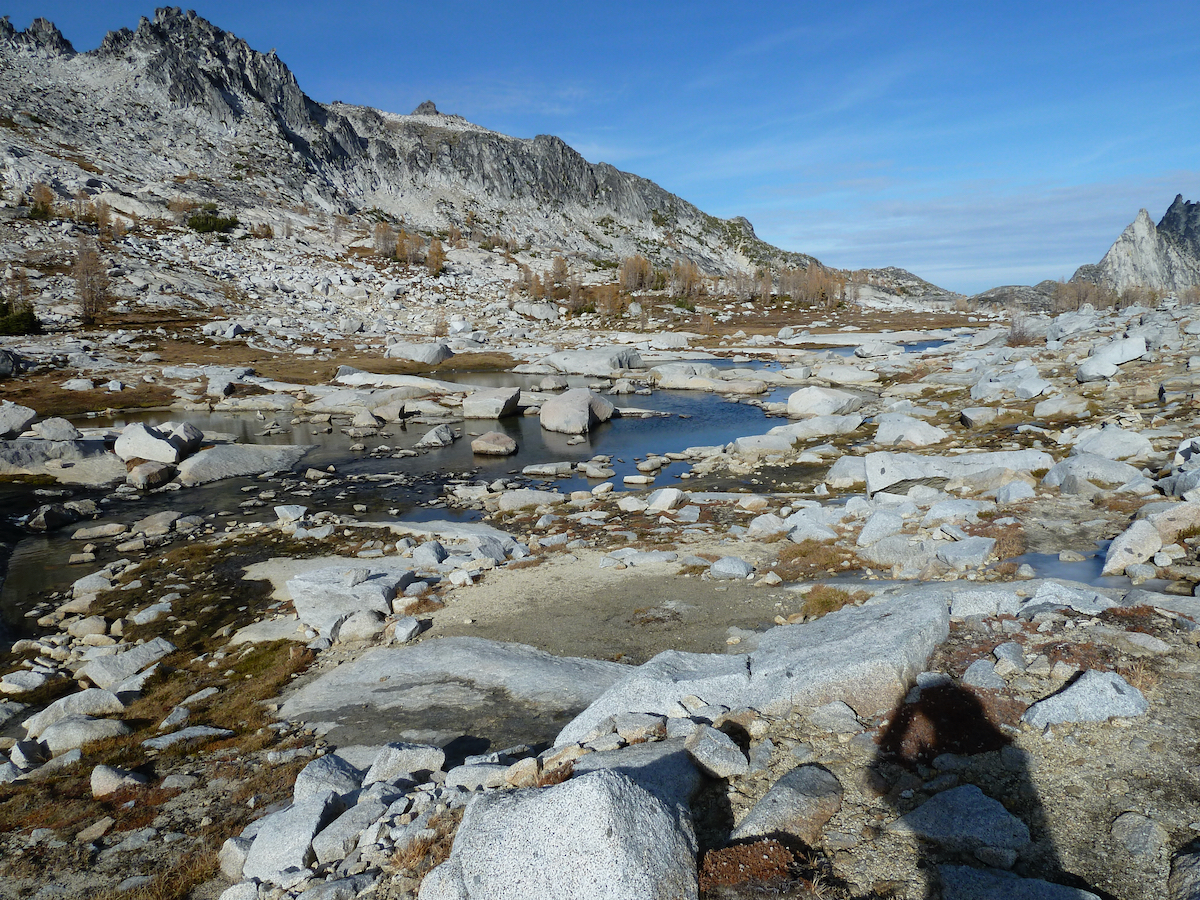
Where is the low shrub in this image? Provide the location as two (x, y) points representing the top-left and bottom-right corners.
(0, 299), (40, 334)
(187, 204), (239, 233)
(772, 540), (852, 580)
(801, 585), (869, 619)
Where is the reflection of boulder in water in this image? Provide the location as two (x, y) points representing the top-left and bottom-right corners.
(278, 636), (629, 753)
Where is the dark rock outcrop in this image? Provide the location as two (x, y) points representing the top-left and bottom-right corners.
(1160, 194), (1200, 260)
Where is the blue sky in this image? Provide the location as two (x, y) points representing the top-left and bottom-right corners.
(6, 2), (1200, 293)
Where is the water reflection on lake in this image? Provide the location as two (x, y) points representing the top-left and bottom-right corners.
(2, 382), (787, 626)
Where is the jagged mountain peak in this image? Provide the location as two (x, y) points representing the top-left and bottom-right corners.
(0, 15), (75, 57)
(0, 8), (841, 278)
(1159, 194), (1200, 258)
(1073, 197), (1200, 293)
(87, 6), (314, 135)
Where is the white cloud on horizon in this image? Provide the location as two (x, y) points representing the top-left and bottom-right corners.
(743, 174), (1200, 294)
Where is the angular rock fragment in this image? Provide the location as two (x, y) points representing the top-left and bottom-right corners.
(1022, 670), (1148, 728)
(731, 764), (843, 845)
(889, 784), (1030, 852)
(241, 790), (346, 885)
(419, 770), (697, 900)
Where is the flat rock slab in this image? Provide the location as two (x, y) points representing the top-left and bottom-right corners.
(244, 556), (405, 602)
(0, 439), (127, 487)
(939, 865), (1101, 899)
(231, 616), (303, 645)
(1022, 670), (1148, 728)
(769, 414), (864, 441)
(1042, 452), (1142, 489)
(498, 489), (565, 511)
(864, 449), (1054, 495)
(556, 591), (949, 745)
(279, 636), (631, 749)
(141, 725), (234, 750)
(177, 444), (314, 485)
(78, 638), (176, 690)
(875, 413), (947, 447)
(287, 565), (416, 638)
(388, 520), (524, 547)
(538, 347), (644, 376)
(418, 769), (696, 900)
(1072, 425), (1152, 460)
(889, 784), (1030, 852)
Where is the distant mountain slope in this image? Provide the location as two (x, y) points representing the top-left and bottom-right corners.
(1073, 195), (1200, 293)
(0, 9), (824, 276)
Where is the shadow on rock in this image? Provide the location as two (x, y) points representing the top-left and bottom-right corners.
(871, 680), (1114, 899)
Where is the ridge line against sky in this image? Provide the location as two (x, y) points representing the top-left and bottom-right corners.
(4, 1), (1199, 294)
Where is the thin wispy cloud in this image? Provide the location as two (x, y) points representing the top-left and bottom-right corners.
(750, 175), (1200, 292)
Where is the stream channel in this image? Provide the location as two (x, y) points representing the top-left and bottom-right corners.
(0, 342), (1136, 633)
(0, 370), (792, 629)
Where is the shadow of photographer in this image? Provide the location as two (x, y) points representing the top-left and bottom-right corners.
(870, 679), (1112, 899)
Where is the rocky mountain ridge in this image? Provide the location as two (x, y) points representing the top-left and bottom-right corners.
(0, 8), (826, 277)
(1073, 195), (1200, 295)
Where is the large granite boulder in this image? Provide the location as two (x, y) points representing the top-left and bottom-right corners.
(418, 769), (697, 900)
(176, 444), (313, 486)
(539, 389), (615, 435)
(0, 401), (35, 439)
(538, 347), (643, 376)
(555, 591), (949, 745)
(462, 387), (521, 419)
(786, 386), (862, 418)
(384, 342), (454, 364)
